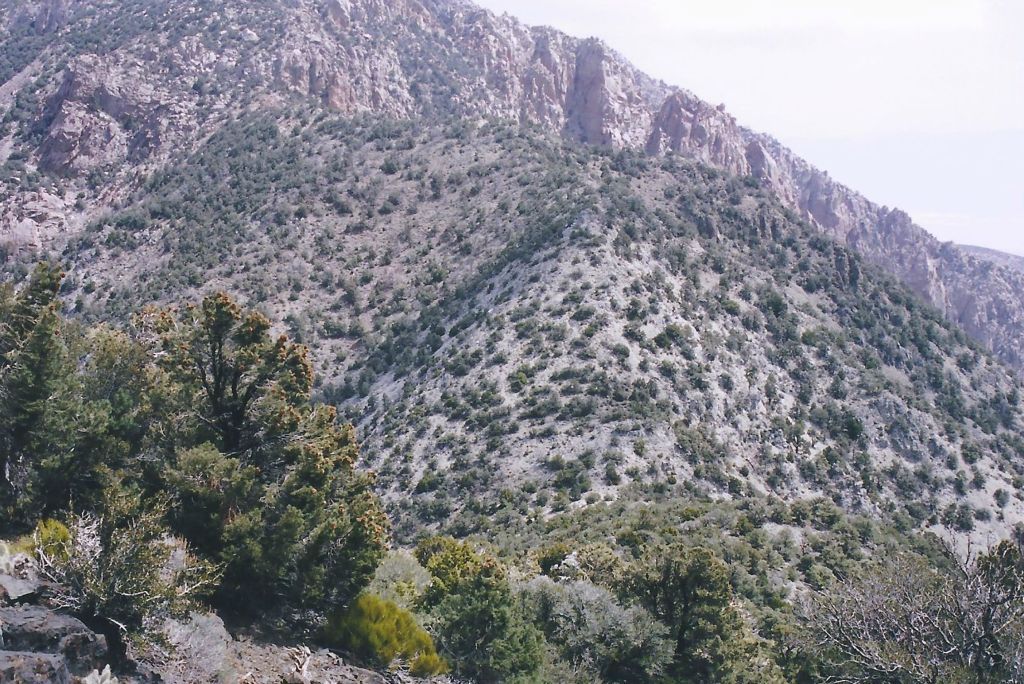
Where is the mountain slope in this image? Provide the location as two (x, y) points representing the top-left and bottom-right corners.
(3, 0), (1024, 373)
(49, 111), (1024, 540)
(2, 0), (1024, 541)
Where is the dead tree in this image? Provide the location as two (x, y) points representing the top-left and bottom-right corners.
(804, 539), (1024, 684)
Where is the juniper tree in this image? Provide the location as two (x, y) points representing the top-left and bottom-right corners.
(146, 292), (389, 619)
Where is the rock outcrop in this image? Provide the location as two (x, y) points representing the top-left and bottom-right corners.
(0, 559), (389, 683)
(0, 605), (113, 683)
(0, 605), (109, 676)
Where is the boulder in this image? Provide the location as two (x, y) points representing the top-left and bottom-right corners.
(160, 612), (236, 683)
(0, 575), (40, 604)
(0, 651), (72, 684)
(0, 605), (107, 674)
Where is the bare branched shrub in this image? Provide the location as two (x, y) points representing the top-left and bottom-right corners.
(522, 576), (673, 683)
(804, 540), (1024, 684)
(34, 502), (220, 642)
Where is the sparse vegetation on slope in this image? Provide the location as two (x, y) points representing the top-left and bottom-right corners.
(46, 113), (1024, 544)
(2, 263), (1024, 682)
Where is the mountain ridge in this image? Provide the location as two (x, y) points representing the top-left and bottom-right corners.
(3, 0), (1024, 373)
(960, 244), (1024, 273)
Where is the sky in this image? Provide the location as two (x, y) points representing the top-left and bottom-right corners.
(474, 0), (1024, 255)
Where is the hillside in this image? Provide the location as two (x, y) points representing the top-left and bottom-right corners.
(0, 0), (1022, 534)
(3, 0), (1024, 374)
(31, 111), (1023, 542)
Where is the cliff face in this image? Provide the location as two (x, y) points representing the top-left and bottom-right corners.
(2, 0), (1023, 370)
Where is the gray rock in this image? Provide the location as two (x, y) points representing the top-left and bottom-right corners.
(0, 575), (39, 604)
(159, 611), (235, 683)
(0, 650), (72, 684)
(0, 605), (107, 674)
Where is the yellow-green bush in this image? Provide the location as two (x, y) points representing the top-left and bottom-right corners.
(325, 593), (447, 676)
(409, 653), (448, 677)
(33, 518), (71, 561)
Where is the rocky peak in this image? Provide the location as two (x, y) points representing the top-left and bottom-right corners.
(646, 90), (750, 176)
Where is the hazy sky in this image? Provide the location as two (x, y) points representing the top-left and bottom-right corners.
(474, 0), (1024, 255)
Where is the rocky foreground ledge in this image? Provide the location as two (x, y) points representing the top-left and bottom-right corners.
(0, 604), (111, 683)
(0, 568), (397, 683)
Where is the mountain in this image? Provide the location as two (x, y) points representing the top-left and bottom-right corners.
(2, 0), (1024, 540)
(4, 0), (1024, 375)
(5, 3), (1024, 681)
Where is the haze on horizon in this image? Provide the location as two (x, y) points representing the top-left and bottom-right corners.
(475, 0), (1024, 256)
